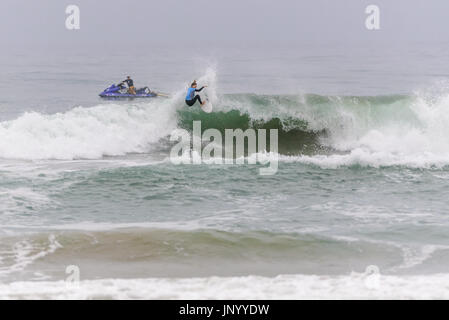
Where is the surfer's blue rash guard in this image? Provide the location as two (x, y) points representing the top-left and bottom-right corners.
(185, 86), (205, 100)
(185, 88), (196, 100)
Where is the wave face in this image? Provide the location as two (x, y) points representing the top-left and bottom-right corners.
(1, 69), (449, 168)
(177, 93), (417, 155)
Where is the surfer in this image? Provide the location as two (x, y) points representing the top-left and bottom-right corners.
(121, 76), (136, 95)
(185, 81), (207, 106)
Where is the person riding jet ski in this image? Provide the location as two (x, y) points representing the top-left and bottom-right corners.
(121, 76), (136, 95)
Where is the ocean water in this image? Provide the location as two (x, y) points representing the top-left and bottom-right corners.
(2, 44), (449, 299)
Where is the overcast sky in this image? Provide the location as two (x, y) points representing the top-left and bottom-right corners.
(1, 0), (448, 49)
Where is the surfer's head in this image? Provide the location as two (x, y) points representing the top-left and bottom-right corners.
(191, 81), (197, 88)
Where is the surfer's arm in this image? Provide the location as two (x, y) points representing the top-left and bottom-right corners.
(195, 86), (207, 92)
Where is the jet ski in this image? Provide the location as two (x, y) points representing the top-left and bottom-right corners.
(99, 83), (158, 98)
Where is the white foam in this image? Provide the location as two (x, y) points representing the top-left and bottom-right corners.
(269, 151), (449, 169)
(0, 187), (54, 216)
(396, 245), (447, 270)
(305, 90), (449, 168)
(0, 220), (205, 233)
(0, 234), (62, 278)
(0, 100), (178, 160)
(217, 84), (449, 169)
(2, 273), (449, 299)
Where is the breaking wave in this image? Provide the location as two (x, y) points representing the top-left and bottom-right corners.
(1, 69), (449, 168)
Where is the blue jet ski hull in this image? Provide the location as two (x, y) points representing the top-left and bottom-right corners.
(99, 92), (158, 98)
(99, 84), (158, 99)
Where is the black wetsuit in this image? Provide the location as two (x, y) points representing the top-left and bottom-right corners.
(185, 86), (205, 106)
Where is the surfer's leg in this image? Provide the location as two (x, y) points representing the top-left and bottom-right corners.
(185, 96), (204, 107)
(195, 95), (203, 105)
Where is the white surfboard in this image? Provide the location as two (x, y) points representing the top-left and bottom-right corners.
(201, 101), (213, 113)
(201, 94), (213, 113)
